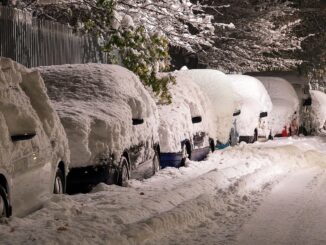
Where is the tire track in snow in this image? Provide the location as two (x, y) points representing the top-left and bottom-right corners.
(234, 167), (326, 245)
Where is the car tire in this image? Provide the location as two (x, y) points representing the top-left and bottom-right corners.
(252, 128), (258, 143)
(0, 185), (9, 218)
(118, 157), (129, 187)
(209, 139), (215, 152)
(181, 143), (191, 167)
(53, 168), (64, 194)
(152, 151), (160, 175)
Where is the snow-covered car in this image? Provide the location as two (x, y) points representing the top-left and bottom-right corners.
(179, 69), (236, 148)
(310, 90), (326, 133)
(38, 64), (160, 191)
(246, 71), (312, 135)
(0, 58), (69, 218)
(158, 72), (215, 168)
(227, 75), (273, 143)
(256, 77), (300, 137)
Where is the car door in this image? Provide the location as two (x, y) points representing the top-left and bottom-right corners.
(2, 99), (51, 218)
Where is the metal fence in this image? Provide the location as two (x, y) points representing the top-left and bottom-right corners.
(0, 6), (107, 67)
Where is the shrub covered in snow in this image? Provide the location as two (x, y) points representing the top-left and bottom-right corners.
(227, 75), (273, 138)
(310, 90), (326, 132)
(178, 69), (236, 144)
(256, 77), (300, 136)
(37, 64), (159, 171)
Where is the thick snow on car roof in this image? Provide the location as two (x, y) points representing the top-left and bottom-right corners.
(158, 72), (211, 152)
(227, 74), (272, 136)
(178, 69), (236, 143)
(256, 77), (300, 134)
(38, 64), (158, 168)
(0, 57), (69, 167)
(310, 90), (326, 131)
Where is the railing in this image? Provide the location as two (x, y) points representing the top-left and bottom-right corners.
(0, 6), (107, 67)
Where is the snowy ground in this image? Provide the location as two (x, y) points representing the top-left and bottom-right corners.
(1, 136), (326, 245)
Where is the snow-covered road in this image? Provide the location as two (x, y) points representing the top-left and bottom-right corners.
(235, 167), (326, 245)
(1, 137), (326, 245)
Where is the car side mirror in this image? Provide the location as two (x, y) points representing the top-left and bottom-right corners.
(192, 116), (202, 124)
(11, 133), (36, 142)
(132, 118), (144, 125)
(233, 110), (241, 117)
(260, 112), (268, 118)
(303, 98), (312, 106)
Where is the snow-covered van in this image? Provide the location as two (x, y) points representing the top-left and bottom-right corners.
(158, 72), (215, 168)
(179, 69), (236, 148)
(0, 58), (69, 217)
(38, 64), (159, 191)
(255, 77), (300, 137)
(227, 75), (273, 143)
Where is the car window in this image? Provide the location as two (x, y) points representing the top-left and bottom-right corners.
(0, 101), (37, 137)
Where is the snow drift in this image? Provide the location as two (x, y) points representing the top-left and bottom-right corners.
(0, 57), (69, 171)
(158, 72), (211, 152)
(310, 90), (326, 131)
(256, 77), (299, 135)
(178, 69), (236, 144)
(37, 64), (159, 168)
(227, 75), (272, 136)
(1, 137), (326, 244)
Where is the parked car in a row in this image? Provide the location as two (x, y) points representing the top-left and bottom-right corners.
(179, 69), (237, 149)
(255, 76), (300, 137)
(38, 64), (160, 192)
(227, 75), (272, 143)
(0, 57), (69, 218)
(158, 71), (214, 168)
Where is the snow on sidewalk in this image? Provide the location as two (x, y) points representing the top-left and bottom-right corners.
(0, 137), (326, 245)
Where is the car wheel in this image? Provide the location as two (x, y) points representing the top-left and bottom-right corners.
(253, 128), (258, 143)
(53, 168), (64, 194)
(209, 139), (215, 152)
(181, 143), (191, 167)
(118, 157), (129, 187)
(152, 151), (160, 175)
(0, 185), (9, 218)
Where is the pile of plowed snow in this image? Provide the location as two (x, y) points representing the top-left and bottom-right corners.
(0, 57), (69, 168)
(1, 137), (326, 244)
(37, 64), (159, 168)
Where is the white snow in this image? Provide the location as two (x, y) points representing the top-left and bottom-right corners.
(37, 64), (159, 168)
(178, 69), (236, 144)
(0, 57), (69, 174)
(256, 77), (300, 135)
(310, 90), (326, 132)
(227, 75), (272, 136)
(158, 72), (211, 152)
(1, 136), (326, 244)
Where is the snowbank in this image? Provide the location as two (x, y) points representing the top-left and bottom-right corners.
(178, 69), (236, 143)
(310, 90), (326, 131)
(158, 72), (211, 152)
(256, 77), (299, 135)
(1, 137), (326, 244)
(227, 75), (272, 136)
(37, 64), (159, 168)
(0, 57), (69, 171)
